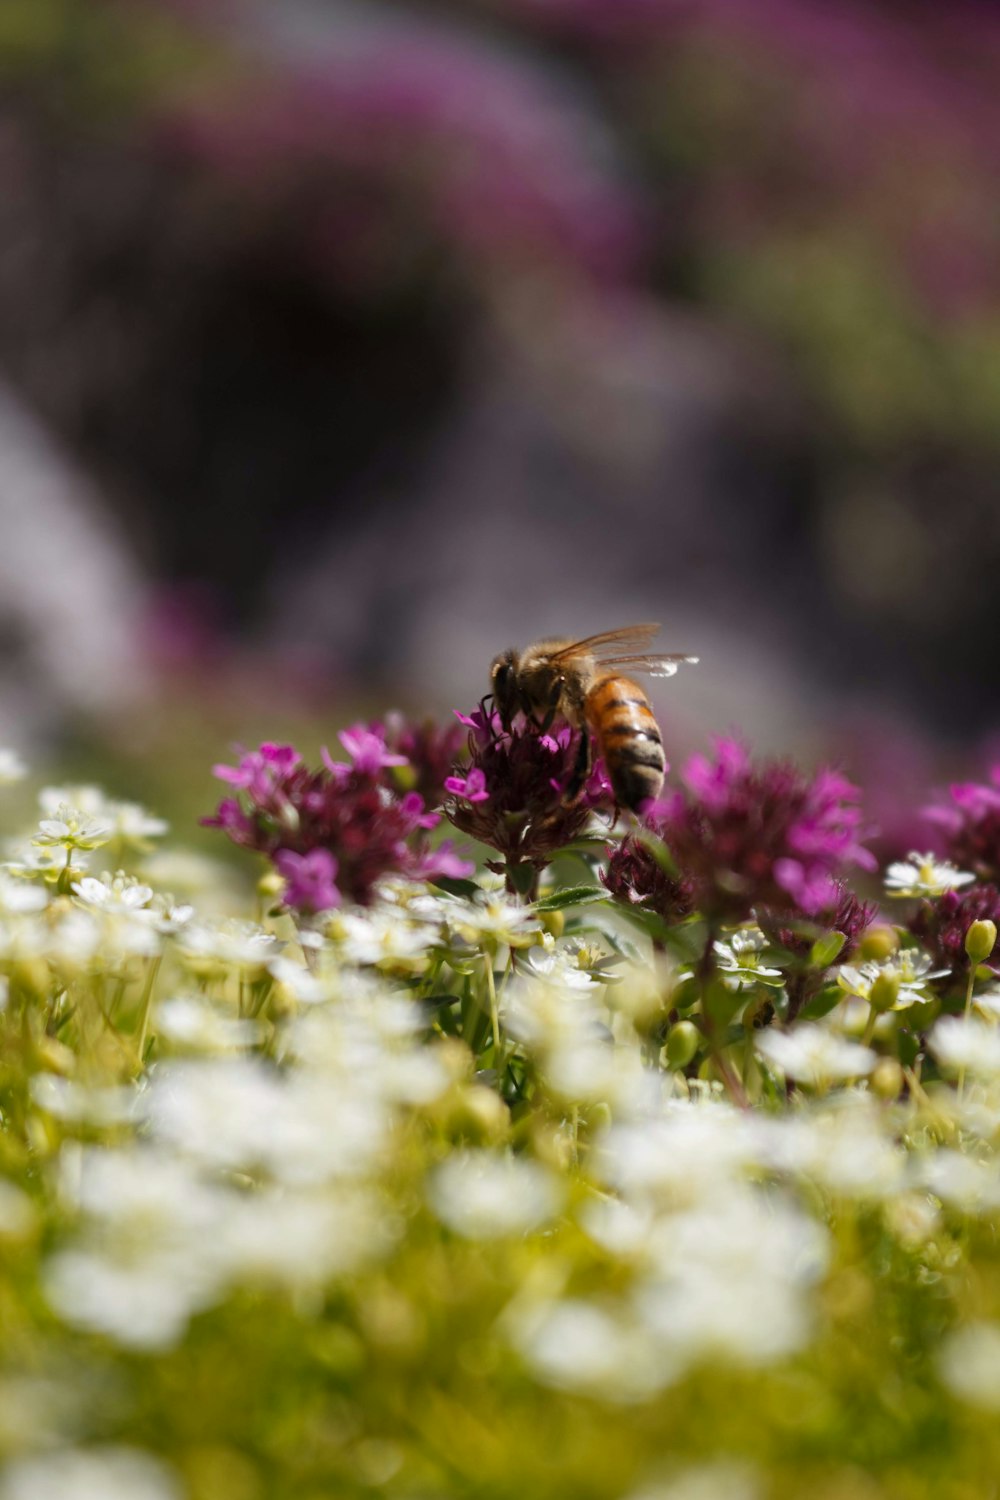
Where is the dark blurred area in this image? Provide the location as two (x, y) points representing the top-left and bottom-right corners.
(2, 0), (1000, 808)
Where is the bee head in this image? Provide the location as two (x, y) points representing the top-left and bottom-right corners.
(489, 649), (520, 731)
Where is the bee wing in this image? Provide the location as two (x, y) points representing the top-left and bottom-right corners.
(549, 624), (662, 663)
(596, 653), (700, 678)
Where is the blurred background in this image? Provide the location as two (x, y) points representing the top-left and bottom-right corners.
(1, 0), (999, 840)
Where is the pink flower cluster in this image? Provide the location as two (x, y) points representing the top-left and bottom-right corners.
(444, 704), (613, 871)
(607, 737), (875, 923)
(205, 723), (471, 913)
(925, 766), (1000, 884)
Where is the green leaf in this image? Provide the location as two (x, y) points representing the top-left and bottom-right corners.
(635, 828), (680, 879)
(809, 931), (847, 969)
(534, 886), (610, 913)
(429, 876), (480, 900)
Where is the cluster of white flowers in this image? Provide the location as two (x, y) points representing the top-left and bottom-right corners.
(7, 761), (1000, 1493)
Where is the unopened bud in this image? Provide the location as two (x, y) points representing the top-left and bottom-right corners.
(257, 871), (285, 900)
(539, 909), (565, 939)
(809, 930), (847, 969)
(868, 972), (900, 1013)
(965, 919), (997, 965)
(665, 1020), (700, 1070)
(870, 1057), (904, 1100)
(859, 925), (899, 963)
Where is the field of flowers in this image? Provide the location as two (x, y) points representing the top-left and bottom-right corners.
(3, 707), (1000, 1499)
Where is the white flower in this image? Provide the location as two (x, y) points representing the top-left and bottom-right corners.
(0, 874), (47, 914)
(452, 892), (541, 947)
(511, 1298), (673, 1401)
(939, 1322), (1000, 1410)
(72, 872), (153, 915)
(178, 919), (280, 974)
(331, 910), (435, 969)
(0, 1446), (182, 1500)
(519, 943), (604, 991)
(837, 949), (946, 1010)
(31, 1077), (138, 1128)
(145, 1059), (388, 1185)
(428, 1152), (564, 1239)
(154, 997), (263, 1053)
(39, 787), (167, 847)
(713, 927), (784, 990)
(884, 852), (975, 899)
(756, 1025), (876, 1086)
(44, 1249), (215, 1350)
(33, 804), (111, 853)
(0, 749), (27, 785)
(928, 1016), (1000, 1078)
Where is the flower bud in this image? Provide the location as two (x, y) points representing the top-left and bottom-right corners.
(665, 1020), (700, 1070)
(870, 1057), (904, 1100)
(965, 919), (997, 965)
(859, 925), (899, 963)
(809, 930), (847, 969)
(868, 972), (900, 1012)
(257, 871), (285, 901)
(539, 909), (565, 939)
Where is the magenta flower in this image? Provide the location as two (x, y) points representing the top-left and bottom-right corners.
(335, 725), (409, 777)
(443, 768), (490, 804)
(444, 704), (613, 876)
(616, 737), (874, 923)
(274, 848), (341, 915)
(380, 712), (468, 806)
(925, 766), (1000, 883)
(206, 719), (472, 906)
(213, 743), (302, 803)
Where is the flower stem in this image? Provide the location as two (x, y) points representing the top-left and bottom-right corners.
(134, 956), (162, 1070)
(958, 963), (977, 1101)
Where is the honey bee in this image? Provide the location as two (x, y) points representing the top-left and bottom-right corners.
(490, 624), (698, 812)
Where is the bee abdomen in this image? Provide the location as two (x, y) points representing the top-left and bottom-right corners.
(587, 676), (666, 812)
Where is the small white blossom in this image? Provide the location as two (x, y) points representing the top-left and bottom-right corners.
(0, 874), (47, 914)
(939, 1322), (1000, 1410)
(33, 804), (111, 854)
(72, 872), (153, 914)
(928, 1016), (1000, 1078)
(331, 910), (435, 969)
(154, 997), (263, 1053)
(0, 749), (27, 785)
(713, 927), (784, 990)
(452, 891), (542, 947)
(39, 787), (167, 847)
(178, 919), (280, 974)
(429, 1152), (563, 1239)
(756, 1025), (877, 1086)
(0, 1446), (182, 1500)
(838, 949), (946, 1010)
(512, 1298), (673, 1401)
(884, 852), (975, 899)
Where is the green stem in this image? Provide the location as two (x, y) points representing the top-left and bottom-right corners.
(958, 963), (977, 1101)
(484, 952), (501, 1055)
(134, 956), (162, 1069)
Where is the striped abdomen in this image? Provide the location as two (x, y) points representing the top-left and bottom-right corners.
(586, 675), (665, 812)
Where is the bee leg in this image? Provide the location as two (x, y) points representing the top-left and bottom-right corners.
(563, 727), (593, 805)
(537, 677), (565, 735)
